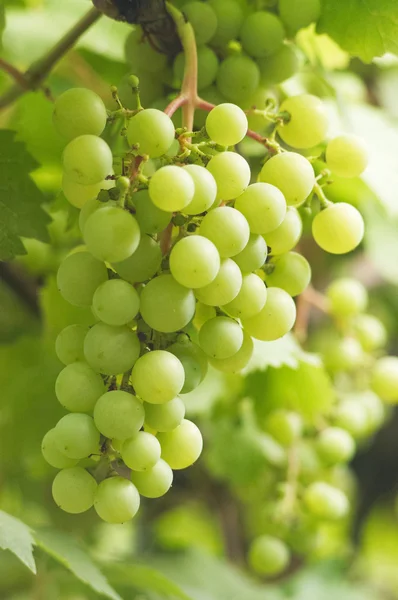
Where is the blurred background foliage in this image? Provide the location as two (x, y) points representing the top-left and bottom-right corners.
(1, 0), (398, 599)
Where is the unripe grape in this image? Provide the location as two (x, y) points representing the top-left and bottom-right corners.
(265, 252), (311, 297)
(242, 287), (296, 341)
(174, 46), (219, 91)
(125, 28), (167, 73)
(55, 414), (100, 459)
(134, 189), (172, 234)
(144, 396), (186, 432)
(334, 399), (369, 439)
(235, 182), (286, 235)
(149, 166), (195, 211)
(312, 203), (364, 254)
(131, 459), (173, 498)
(216, 55), (260, 103)
(94, 390), (145, 440)
(207, 152), (251, 202)
(55, 324), (89, 365)
(112, 234), (162, 284)
(323, 337), (364, 372)
(278, 94), (329, 149)
(127, 109), (175, 158)
(209, 0), (243, 47)
(170, 236), (220, 289)
(258, 44), (299, 85)
(264, 207), (302, 255)
(304, 481), (349, 520)
(205, 103), (248, 147)
(52, 467), (97, 514)
(84, 206), (141, 263)
(233, 234), (268, 273)
(55, 361), (105, 413)
(92, 279), (140, 326)
(200, 206), (250, 257)
(53, 88), (107, 141)
(182, 165), (217, 215)
(210, 331), (254, 373)
(326, 278), (368, 318)
(317, 427), (355, 464)
(131, 351), (185, 404)
(353, 314), (387, 352)
(371, 356), (398, 403)
(63, 135), (113, 185)
(158, 419), (203, 470)
(279, 0), (321, 34)
(223, 273), (267, 319)
(122, 432), (161, 471)
(241, 11), (285, 58)
(42, 429), (78, 469)
(182, 2), (218, 45)
(199, 316), (243, 359)
(62, 174), (114, 209)
(167, 341), (208, 393)
(248, 535), (290, 577)
(84, 323), (140, 375)
(195, 258), (242, 306)
(94, 477), (140, 523)
(140, 275), (196, 333)
(57, 252), (108, 307)
(326, 134), (368, 178)
(264, 410), (303, 447)
(260, 152), (315, 207)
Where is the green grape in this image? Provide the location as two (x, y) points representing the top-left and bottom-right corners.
(323, 337), (364, 372)
(353, 314), (387, 352)
(233, 234), (267, 272)
(144, 397), (185, 432)
(264, 410), (303, 447)
(94, 477), (140, 523)
(258, 44), (299, 85)
(335, 398), (369, 439)
(57, 252), (108, 307)
(42, 429), (78, 469)
(53, 88), (107, 141)
(173, 46), (219, 90)
(304, 481), (349, 520)
(170, 236), (220, 289)
(371, 356), (398, 403)
(248, 535), (290, 577)
(79, 198), (105, 233)
(55, 324), (89, 365)
(240, 11), (285, 58)
(242, 287), (296, 341)
(182, 2), (218, 45)
(52, 467), (97, 514)
(194, 85), (227, 129)
(182, 165), (217, 215)
(168, 340), (208, 393)
(84, 205), (141, 263)
(199, 316), (243, 359)
(131, 350), (185, 404)
(223, 273), (267, 319)
(279, 0), (321, 34)
(326, 278), (368, 318)
(326, 134), (369, 178)
(195, 258), (242, 306)
(112, 234), (162, 284)
(126, 109), (175, 158)
(193, 302), (217, 329)
(94, 390), (145, 439)
(209, 331), (253, 373)
(55, 361), (105, 413)
(84, 323), (140, 375)
(264, 207), (302, 255)
(312, 202), (364, 254)
(63, 135), (113, 185)
(259, 152), (315, 207)
(122, 432), (161, 471)
(158, 419), (203, 470)
(205, 103), (248, 147)
(360, 391), (385, 434)
(265, 252), (311, 297)
(317, 427), (355, 465)
(125, 28), (168, 73)
(278, 95), (329, 149)
(207, 153), (251, 202)
(55, 414), (100, 459)
(235, 182), (287, 234)
(149, 166), (195, 211)
(200, 206), (250, 256)
(209, 0), (243, 46)
(118, 72), (164, 110)
(92, 279), (140, 326)
(62, 174), (114, 209)
(140, 275), (196, 333)
(131, 459), (173, 498)
(134, 189), (172, 234)
(216, 55), (260, 103)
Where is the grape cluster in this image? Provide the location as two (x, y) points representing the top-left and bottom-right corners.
(42, 23), (370, 528)
(120, 0), (322, 125)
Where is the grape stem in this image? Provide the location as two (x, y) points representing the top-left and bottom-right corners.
(294, 285), (330, 342)
(0, 7), (101, 111)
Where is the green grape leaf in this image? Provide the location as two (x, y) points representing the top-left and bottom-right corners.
(107, 563), (193, 600)
(317, 0), (398, 63)
(0, 510), (37, 574)
(34, 529), (122, 600)
(0, 130), (51, 260)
